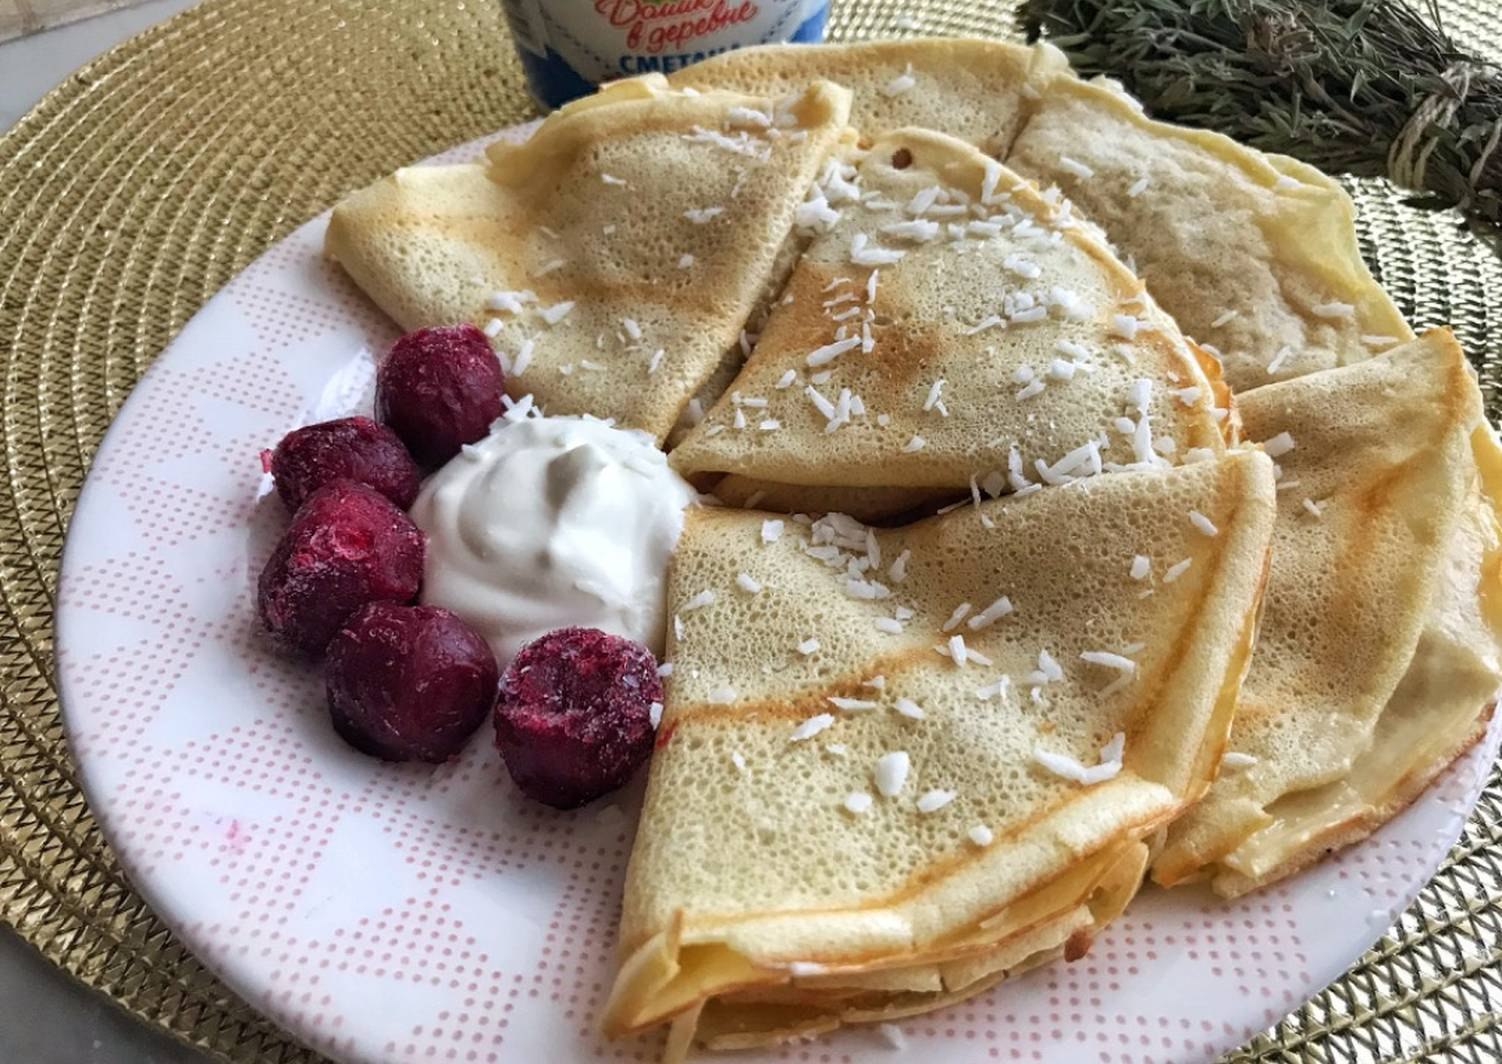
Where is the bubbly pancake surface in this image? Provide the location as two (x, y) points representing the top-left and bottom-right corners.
(610, 452), (1277, 1038)
(670, 128), (1228, 495)
(1154, 330), (1502, 895)
(326, 76), (854, 442)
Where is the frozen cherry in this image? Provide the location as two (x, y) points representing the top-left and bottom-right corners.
(257, 479), (425, 655)
(494, 627), (660, 809)
(376, 324), (505, 465)
(267, 416), (422, 512)
(326, 602), (499, 763)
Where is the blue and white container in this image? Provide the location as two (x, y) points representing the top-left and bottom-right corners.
(500, 0), (830, 110)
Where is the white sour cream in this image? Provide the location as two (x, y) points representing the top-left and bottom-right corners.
(410, 413), (696, 668)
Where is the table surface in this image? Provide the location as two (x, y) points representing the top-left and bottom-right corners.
(1, 5), (209, 1059)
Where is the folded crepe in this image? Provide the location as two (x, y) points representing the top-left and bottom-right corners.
(671, 38), (1412, 395)
(605, 450), (1277, 1051)
(670, 37), (1066, 157)
(1005, 73), (1413, 392)
(1153, 330), (1502, 897)
(669, 127), (1231, 509)
(325, 75), (853, 442)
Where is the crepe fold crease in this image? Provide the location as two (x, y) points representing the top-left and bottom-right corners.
(325, 75), (854, 442)
(1153, 329), (1502, 896)
(606, 451), (1277, 1051)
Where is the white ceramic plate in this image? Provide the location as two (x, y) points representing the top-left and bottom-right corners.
(56, 131), (1501, 1064)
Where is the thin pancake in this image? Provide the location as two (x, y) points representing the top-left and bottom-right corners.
(605, 451), (1276, 1043)
(325, 75), (853, 442)
(1153, 330), (1502, 896)
(1004, 74), (1412, 391)
(670, 128), (1229, 494)
(673, 39), (1411, 393)
(669, 38), (1067, 156)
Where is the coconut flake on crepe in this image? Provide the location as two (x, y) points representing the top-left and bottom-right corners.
(326, 75), (855, 443)
(669, 129), (1229, 519)
(1154, 330), (1502, 897)
(606, 451), (1277, 1050)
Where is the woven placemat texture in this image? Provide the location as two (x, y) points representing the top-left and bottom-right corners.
(2, 2), (1500, 1061)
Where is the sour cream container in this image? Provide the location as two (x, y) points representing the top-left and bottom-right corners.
(500, 0), (830, 110)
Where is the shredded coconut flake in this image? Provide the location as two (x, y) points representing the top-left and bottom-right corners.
(922, 379), (946, 412)
(850, 232), (906, 267)
(902, 434), (927, 453)
(844, 791), (874, 815)
(1267, 345), (1294, 375)
(1129, 554), (1151, 581)
(1033, 731), (1126, 785)
(707, 686), (737, 705)
(1058, 155), (1095, 179)
(916, 789), (956, 814)
(874, 617), (905, 634)
(486, 289), (534, 314)
(1302, 497), (1325, 518)
(1163, 558), (1192, 583)
(1263, 431), (1296, 457)
(790, 713), (835, 742)
(942, 602), (973, 632)
(967, 596), (1013, 630)
(509, 338), (535, 377)
(681, 589), (716, 611)
(1081, 650), (1137, 674)
(1127, 175), (1150, 197)
(735, 572), (762, 594)
(761, 519), (784, 543)
(1312, 301), (1356, 320)
(893, 697), (925, 720)
(828, 696), (880, 713)
(1222, 752), (1259, 769)
(676, 253), (695, 270)
(874, 751), (911, 796)
(539, 301), (575, 325)
(967, 825), (994, 847)
(1189, 510), (1219, 537)
(805, 335), (862, 368)
(797, 638), (820, 656)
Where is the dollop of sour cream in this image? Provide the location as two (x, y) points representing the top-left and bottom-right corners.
(410, 414), (696, 668)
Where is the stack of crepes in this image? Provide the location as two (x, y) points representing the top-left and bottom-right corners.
(324, 38), (1502, 1059)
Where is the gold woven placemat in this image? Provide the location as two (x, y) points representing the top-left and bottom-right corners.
(3, 2), (1502, 1061)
